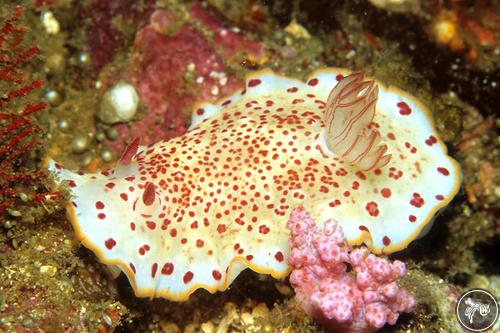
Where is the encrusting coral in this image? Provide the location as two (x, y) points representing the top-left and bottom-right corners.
(287, 208), (416, 333)
(46, 69), (460, 303)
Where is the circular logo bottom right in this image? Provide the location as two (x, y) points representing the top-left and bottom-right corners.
(456, 288), (498, 332)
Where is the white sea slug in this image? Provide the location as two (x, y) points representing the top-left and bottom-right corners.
(47, 69), (461, 300)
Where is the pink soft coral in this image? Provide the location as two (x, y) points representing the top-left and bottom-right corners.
(287, 208), (416, 333)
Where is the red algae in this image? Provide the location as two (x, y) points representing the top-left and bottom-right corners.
(101, 3), (266, 154)
(0, 7), (47, 218)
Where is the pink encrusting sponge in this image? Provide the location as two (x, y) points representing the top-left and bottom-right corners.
(287, 208), (416, 333)
(47, 68), (460, 300)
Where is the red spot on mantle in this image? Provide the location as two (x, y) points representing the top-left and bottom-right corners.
(104, 238), (116, 249)
(397, 101), (412, 115)
(381, 188), (392, 198)
(425, 135), (437, 146)
(248, 79), (261, 87)
(138, 244), (150, 255)
(151, 263), (158, 278)
(161, 262), (174, 275)
(383, 236), (391, 246)
(212, 270), (222, 280)
(258, 225), (270, 234)
(274, 251), (284, 262)
(183, 271), (194, 284)
(366, 201), (379, 217)
(355, 171), (367, 180)
(329, 199), (341, 207)
(359, 225), (369, 232)
(410, 192), (424, 208)
(437, 167), (450, 176)
(217, 224), (227, 233)
(307, 78), (318, 86)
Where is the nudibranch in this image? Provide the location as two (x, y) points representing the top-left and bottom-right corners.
(47, 69), (460, 301)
